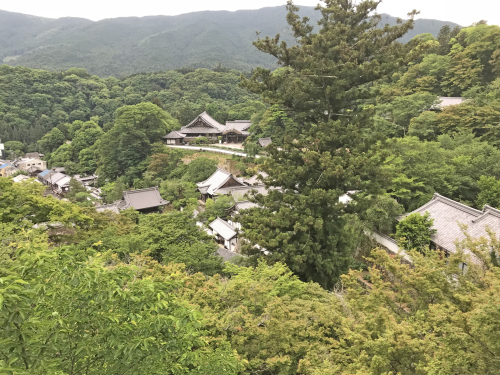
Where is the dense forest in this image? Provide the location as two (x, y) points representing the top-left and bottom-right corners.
(0, 6), (459, 76)
(2, 0), (500, 373)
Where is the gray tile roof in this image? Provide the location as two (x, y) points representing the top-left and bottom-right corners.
(162, 130), (186, 139)
(122, 187), (169, 211)
(216, 246), (239, 261)
(408, 193), (500, 262)
(224, 121), (252, 133)
(258, 137), (272, 147)
(234, 200), (259, 211)
(182, 111), (225, 132)
(95, 202), (121, 214)
(215, 184), (270, 200)
(197, 168), (246, 196)
(180, 127), (222, 134)
(244, 171), (269, 185)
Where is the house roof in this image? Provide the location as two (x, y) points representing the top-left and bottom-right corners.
(122, 187), (169, 211)
(408, 193), (500, 262)
(183, 111), (225, 132)
(179, 127), (222, 134)
(0, 163), (14, 169)
(196, 168), (246, 196)
(12, 175), (29, 183)
(27, 165), (43, 173)
(258, 137), (272, 147)
(48, 172), (67, 184)
(210, 217), (237, 240)
(163, 130), (187, 139)
(42, 171), (56, 181)
(215, 184), (270, 200)
(95, 202), (121, 214)
(224, 121), (252, 133)
(25, 152), (41, 159)
(434, 97), (465, 109)
(38, 170), (52, 178)
(55, 176), (71, 188)
(216, 246), (239, 261)
(233, 200), (259, 211)
(244, 171), (269, 185)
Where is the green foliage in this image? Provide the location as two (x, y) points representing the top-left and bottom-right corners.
(101, 179), (127, 203)
(396, 212), (437, 251)
(477, 175), (500, 209)
(201, 195), (235, 223)
(160, 179), (199, 209)
(181, 157), (218, 183)
(97, 103), (179, 183)
(135, 212), (224, 275)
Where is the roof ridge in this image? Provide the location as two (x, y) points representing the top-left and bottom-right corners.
(473, 205), (500, 223)
(214, 217), (236, 231)
(432, 193), (482, 216)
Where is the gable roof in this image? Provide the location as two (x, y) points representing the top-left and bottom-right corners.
(196, 168), (246, 196)
(182, 111), (225, 132)
(209, 217), (237, 240)
(244, 171), (269, 185)
(224, 121), (252, 133)
(408, 193), (500, 261)
(122, 187), (169, 211)
(95, 202), (121, 214)
(162, 130), (187, 139)
(216, 184), (270, 200)
(48, 172), (67, 184)
(258, 137), (272, 147)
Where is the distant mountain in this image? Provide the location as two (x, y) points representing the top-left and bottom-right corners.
(0, 7), (460, 77)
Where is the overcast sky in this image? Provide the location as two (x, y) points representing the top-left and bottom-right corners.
(3, 0), (499, 26)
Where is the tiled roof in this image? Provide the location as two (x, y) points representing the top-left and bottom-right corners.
(210, 217), (237, 240)
(244, 171), (269, 185)
(95, 202), (121, 214)
(234, 201), (259, 211)
(162, 130), (187, 139)
(408, 193), (500, 262)
(180, 127), (222, 134)
(224, 121), (252, 133)
(258, 137), (272, 147)
(215, 184), (270, 200)
(122, 187), (169, 210)
(216, 246), (239, 261)
(183, 111), (225, 132)
(196, 168), (245, 196)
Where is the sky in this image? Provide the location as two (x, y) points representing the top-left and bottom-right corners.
(2, 0), (499, 27)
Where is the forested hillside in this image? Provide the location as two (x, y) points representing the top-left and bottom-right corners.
(0, 66), (262, 145)
(3, 1), (500, 374)
(0, 6), (459, 76)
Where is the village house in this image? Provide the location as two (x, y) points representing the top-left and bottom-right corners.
(16, 157), (47, 175)
(0, 163), (17, 177)
(96, 187), (169, 214)
(163, 112), (252, 144)
(374, 193), (500, 271)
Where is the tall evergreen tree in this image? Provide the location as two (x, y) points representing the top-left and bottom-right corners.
(239, 0), (425, 288)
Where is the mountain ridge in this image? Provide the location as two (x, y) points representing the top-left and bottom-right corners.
(0, 6), (460, 77)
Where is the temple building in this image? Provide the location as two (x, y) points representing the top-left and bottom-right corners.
(163, 112), (251, 144)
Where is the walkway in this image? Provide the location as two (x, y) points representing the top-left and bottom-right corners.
(166, 145), (261, 158)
